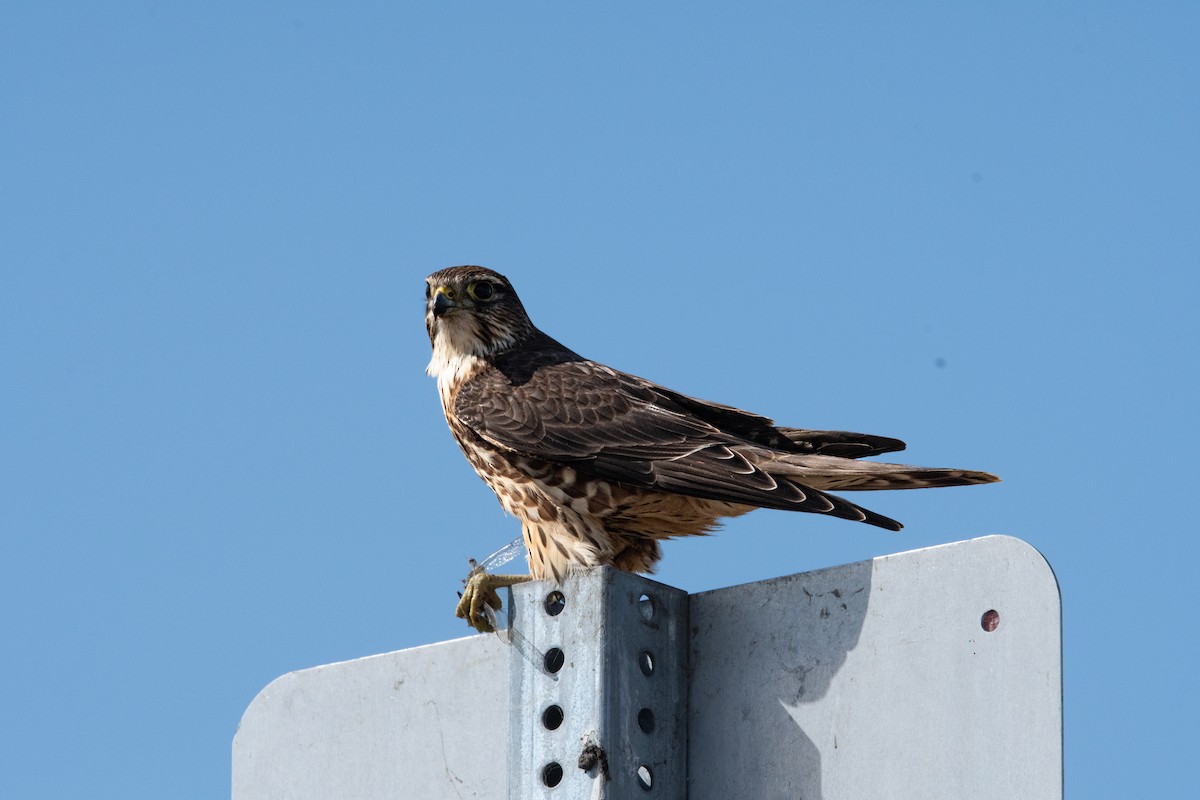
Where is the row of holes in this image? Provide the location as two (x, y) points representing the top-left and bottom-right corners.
(542, 762), (655, 790)
(541, 646), (655, 677)
(541, 704), (655, 735)
(542, 590), (658, 623)
(538, 589), (660, 791)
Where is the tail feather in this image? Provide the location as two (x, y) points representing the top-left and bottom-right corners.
(769, 453), (1001, 492)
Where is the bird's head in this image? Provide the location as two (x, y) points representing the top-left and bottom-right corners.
(424, 266), (534, 370)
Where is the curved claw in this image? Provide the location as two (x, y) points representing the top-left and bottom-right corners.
(455, 569), (532, 633)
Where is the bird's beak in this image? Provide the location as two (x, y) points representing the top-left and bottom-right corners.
(432, 287), (456, 318)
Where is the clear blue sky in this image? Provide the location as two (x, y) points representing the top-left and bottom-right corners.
(3, 3), (1196, 797)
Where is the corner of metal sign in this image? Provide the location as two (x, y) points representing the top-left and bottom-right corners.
(506, 567), (688, 799)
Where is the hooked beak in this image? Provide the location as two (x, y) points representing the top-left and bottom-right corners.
(432, 287), (456, 318)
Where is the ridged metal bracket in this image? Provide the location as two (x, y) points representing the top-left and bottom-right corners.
(506, 569), (688, 800)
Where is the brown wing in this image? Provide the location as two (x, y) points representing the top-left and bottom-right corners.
(453, 337), (905, 529)
(774, 428), (906, 458)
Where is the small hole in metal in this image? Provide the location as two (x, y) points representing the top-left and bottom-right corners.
(542, 704), (564, 730)
(638, 650), (655, 676)
(542, 762), (563, 787)
(544, 591), (566, 616)
(638, 593), (656, 622)
(981, 609), (1000, 632)
(637, 707), (655, 734)
(544, 647), (565, 674)
(637, 764), (653, 790)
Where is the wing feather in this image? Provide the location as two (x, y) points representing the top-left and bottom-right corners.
(452, 341), (995, 531)
(454, 354), (896, 521)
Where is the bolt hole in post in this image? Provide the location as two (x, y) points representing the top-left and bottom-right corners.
(637, 593), (655, 622)
(638, 650), (655, 676)
(542, 762), (563, 787)
(542, 704), (564, 731)
(544, 590), (566, 616)
(981, 609), (1000, 632)
(544, 647), (566, 674)
(636, 765), (653, 791)
(637, 707), (655, 734)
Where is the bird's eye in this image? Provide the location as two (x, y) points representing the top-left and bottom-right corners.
(467, 281), (495, 301)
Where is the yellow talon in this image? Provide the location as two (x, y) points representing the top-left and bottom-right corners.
(455, 565), (532, 633)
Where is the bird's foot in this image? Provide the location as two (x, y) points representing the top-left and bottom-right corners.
(456, 562), (532, 633)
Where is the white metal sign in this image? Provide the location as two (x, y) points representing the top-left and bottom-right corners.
(233, 535), (1061, 799)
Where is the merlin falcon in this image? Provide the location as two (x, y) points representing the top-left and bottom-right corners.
(425, 265), (999, 631)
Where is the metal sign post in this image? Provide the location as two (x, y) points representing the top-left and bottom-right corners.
(506, 567), (688, 798)
(234, 535), (1062, 799)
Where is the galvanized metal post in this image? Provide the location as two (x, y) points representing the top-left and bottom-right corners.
(506, 569), (688, 800)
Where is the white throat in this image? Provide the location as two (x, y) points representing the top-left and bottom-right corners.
(426, 326), (486, 406)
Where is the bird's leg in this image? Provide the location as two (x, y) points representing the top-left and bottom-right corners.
(456, 560), (532, 633)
